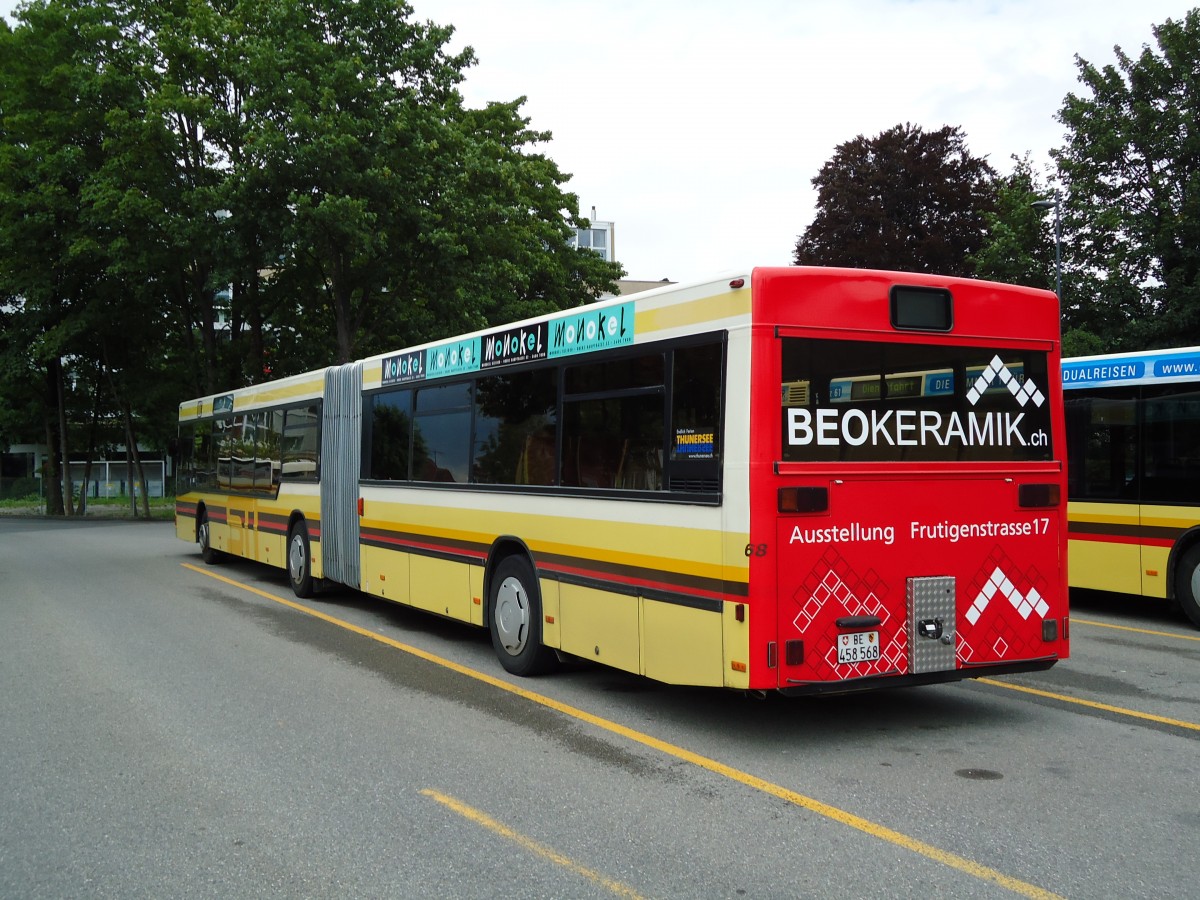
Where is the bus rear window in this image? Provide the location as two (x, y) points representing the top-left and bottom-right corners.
(781, 339), (1053, 462)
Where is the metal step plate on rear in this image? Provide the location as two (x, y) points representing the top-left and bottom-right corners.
(908, 576), (957, 674)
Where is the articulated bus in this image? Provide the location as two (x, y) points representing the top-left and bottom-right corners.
(176, 267), (1069, 694)
(1063, 346), (1200, 627)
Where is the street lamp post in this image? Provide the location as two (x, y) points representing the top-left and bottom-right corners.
(1031, 192), (1062, 299)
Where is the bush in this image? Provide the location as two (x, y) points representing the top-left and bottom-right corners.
(1, 477), (39, 501)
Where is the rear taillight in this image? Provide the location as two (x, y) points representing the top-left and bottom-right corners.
(1018, 483), (1060, 508)
(778, 486), (829, 513)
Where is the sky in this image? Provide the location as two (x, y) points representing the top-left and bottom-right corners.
(2, 0), (1195, 282)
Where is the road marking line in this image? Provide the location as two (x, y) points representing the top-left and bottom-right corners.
(420, 789), (645, 898)
(1071, 617), (1200, 642)
(183, 563), (1061, 900)
(977, 678), (1200, 732)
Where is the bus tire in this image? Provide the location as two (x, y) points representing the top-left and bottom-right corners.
(489, 555), (556, 676)
(198, 509), (223, 565)
(1175, 545), (1200, 628)
(288, 522), (315, 599)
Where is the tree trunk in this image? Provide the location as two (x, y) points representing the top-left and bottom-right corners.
(42, 414), (63, 516)
(77, 366), (104, 517)
(125, 442), (135, 516)
(245, 283), (267, 382)
(122, 400), (151, 519)
(330, 251), (355, 364)
(53, 358), (75, 517)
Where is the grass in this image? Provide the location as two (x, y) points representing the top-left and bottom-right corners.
(0, 494), (176, 520)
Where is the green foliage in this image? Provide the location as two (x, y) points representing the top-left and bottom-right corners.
(1061, 328), (1109, 359)
(1054, 9), (1200, 351)
(0, 0), (621, 504)
(0, 477), (39, 501)
(970, 154), (1059, 291)
(794, 124), (997, 277)
(221, 0), (621, 366)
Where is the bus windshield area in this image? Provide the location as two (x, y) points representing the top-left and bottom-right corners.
(780, 338), (1054, 463)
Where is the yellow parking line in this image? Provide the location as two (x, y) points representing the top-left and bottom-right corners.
(183, 563), (1061, 900)
(977, 678), (1200, 732)
(1071, 617), (1200, 642)
(421, 789), (645, 898)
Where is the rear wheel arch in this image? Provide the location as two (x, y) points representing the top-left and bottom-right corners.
(287, 511), (308, 543)
(1168, 528), (1200, 627)
(1167, 527), (1200, 601)
(196, 502), (223, 565)
(483, 537), (536, 620)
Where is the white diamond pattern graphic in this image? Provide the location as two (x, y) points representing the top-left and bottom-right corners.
(970, 565), (1049, 622)
(967, 355), (1045, 408)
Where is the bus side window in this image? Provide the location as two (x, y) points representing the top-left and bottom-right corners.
(181, 421), (217, 492)
(473, 368), (557, 486)
(215, 417), (234, 490)
(259, 410), (285, 489)
(282, 404), (321, 481)
(413, 382), (472, 483)
(1142, 389), (1200, 503)
(178, 423), (194, 489)
(1066, 393), (1137, 500)
(561, 365), (664, 491)
(668, 341), (722, 492)
(368, 390), (412, 481)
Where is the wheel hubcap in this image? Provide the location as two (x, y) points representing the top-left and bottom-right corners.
(494, 576), (530, 656)
(199, 520), (209, 550)
(290, 535), (306, 584)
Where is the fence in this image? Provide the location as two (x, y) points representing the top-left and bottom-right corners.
(0, 460), (168, 502)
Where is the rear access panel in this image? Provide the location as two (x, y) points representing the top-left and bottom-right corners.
(908, 576), (957, 674)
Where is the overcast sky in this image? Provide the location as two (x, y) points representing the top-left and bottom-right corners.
(3, 1), (1194, 282)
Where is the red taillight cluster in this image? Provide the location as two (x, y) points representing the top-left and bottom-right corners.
(777, 486), (829, 513)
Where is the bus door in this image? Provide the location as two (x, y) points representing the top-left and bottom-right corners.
(225, 501), (256, 560)
(1064, 392), (1142, 595)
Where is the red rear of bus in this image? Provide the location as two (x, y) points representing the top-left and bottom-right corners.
(746, 268), (1068, 694)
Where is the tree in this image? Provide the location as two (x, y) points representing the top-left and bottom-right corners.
(0, 0), (128, 514)
(1054, 9), (1200, 351)
(0, 0), (624, 518)
(794, 124), (997, 277)
(970, 154), (1058, 290)
(971, 159), (1110, 358)
(381, 96), (622, 352)
(237, 0), (621, 365)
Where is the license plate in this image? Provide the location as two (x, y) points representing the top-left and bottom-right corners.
(837, 631), (880, 665)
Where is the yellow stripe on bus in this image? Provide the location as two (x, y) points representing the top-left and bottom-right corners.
(178, 376), (324, 420)
(238, 379), (324, 408)
(635, 290), (750, 336)
(1140, 507), (1200, 529)
(1066, 501), (1138, 526)
(360, 505), (748, 585)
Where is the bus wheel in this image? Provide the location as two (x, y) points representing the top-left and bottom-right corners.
(288, 522), (315, 599)
(489, 555), (556, 676)
(1175, 545), (1200, 628)
(198, 510), (222, 565)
